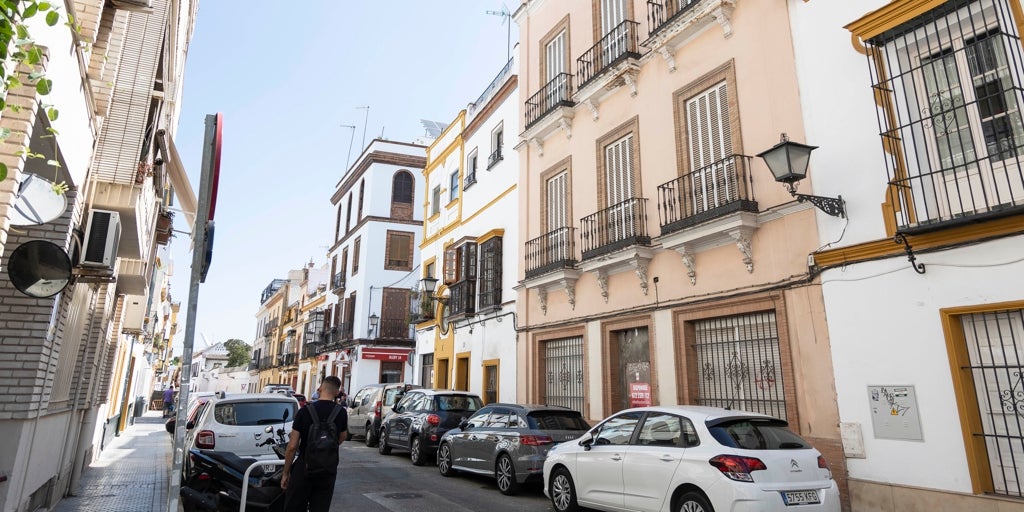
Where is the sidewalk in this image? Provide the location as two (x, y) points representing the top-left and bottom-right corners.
(51, 410), (173, 512)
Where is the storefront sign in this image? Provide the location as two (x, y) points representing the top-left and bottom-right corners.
(629, 382), (652, 407)
(361, 348), (409, 361)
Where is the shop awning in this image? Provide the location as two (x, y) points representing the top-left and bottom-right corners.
(156, 129), (197, 229)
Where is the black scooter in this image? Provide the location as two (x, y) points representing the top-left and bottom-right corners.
(180, 410), (291, 512)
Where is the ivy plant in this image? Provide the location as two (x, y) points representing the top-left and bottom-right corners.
(0, 0), (70, 184)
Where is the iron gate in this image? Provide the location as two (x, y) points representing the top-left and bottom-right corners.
(544, 336), (585, 413)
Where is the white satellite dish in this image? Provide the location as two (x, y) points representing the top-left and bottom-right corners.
(9, 173), (68, 226)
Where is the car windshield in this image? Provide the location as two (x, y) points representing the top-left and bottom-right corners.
(213, 401), (297, 426)
(527, 410), (590, 430)
(435, 395), (483, 412)
(707, 418), (810, 450)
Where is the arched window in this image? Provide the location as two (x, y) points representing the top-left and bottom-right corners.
(357, 179), (365, 221)
(345, 193), (353, 234)
(391, 170), (414, 220)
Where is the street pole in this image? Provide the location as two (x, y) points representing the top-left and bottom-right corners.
(167, 114), (220, 512)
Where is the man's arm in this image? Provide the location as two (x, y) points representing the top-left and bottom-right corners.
(280, 430), (300, 490)
(337, 429), (347, 445)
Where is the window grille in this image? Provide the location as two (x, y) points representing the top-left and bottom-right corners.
(479, 237), (503, 309)
(485, 364), (498, 404)
(862, 0), (1024, 232)
(544, 336), (585, 413)
(962, 308), (1024, 497)
(420, 354), (434, 389)
(694, 311), (786, 420)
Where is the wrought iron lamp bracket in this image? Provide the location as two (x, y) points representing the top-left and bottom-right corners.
(793, 192), (845, 218)
(894, 232), (926, 274)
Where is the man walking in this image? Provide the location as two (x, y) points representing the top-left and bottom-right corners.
(281, 376), (348, 512)
(162, 385), (175, 418)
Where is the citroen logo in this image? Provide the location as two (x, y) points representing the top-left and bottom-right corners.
(791, 459), (800, 469)
(254, 432), (263, 440)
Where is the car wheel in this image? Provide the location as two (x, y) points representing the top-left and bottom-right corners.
(495, 453), (520, 495)
(410, 435), (427, 466)
(676, 491), (715, 512)
(549, 467), (578, 512)
(378, 427), (392, 455)
(438, 442), (457, 477)
(365, 422), (379, 447)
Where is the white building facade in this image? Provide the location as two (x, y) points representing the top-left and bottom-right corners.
(791, 0), (1024, 510)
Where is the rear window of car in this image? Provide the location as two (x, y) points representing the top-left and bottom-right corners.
(213, 400), (297, 426)
(707, 418), (810, 450)
(434, 395), (483, 412)
(527, 411), (590, 430)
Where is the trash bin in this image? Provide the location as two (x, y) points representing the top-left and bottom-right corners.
(134, 396), (146, 417)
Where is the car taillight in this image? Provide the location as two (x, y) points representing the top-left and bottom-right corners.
(197, 472), (212, 481)
(709, 454), (766, 482)
(520, 435), (554, 446)
(426, 414), (440, 425)
(374, 400), (382, 417)
(195, 430), (215, 449)
(818, 455), (832, 479)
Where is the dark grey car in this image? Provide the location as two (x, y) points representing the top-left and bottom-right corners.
(437, 404), (590, 495)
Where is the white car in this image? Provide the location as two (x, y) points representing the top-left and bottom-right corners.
(183, 393), (298, 473)
(543, 405), (840, 512)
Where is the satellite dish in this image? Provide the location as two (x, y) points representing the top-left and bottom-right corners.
(7, 240), (72, 298)
(9, 173), (68, 226)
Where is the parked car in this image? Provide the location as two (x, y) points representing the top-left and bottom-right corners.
(437, 404), (590, 495)
(261, 384), (294, 395)
(378, 389), (483, 465)
(164, 391), (218, 434)
(292, 393), (307, 408)
(348, 383), (420, 446)
(543, 405), (840, 512)
(182, 393), (298, 479)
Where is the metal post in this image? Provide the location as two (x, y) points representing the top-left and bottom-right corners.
(168, 114), (219, 512)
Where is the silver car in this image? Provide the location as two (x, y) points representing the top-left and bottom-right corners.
(437, 403), (590, 495)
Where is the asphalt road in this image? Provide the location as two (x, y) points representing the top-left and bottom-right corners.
(330, 437), (554, 512)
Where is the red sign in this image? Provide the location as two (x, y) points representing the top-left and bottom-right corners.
(629, 382), (652, 408)
(361, 348), (410, 361)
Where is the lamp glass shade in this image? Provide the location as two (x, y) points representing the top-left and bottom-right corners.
(757, 140), (818, 185)
(421, 276), (438, 293)
(368, 313), (379, 328)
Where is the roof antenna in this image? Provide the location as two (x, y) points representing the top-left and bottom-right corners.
(340, 124), (356, 171)
(356, 106), (370, 149)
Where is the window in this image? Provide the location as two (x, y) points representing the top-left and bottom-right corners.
(431, 185), (441, 216)
(381, 287), (410, 338)
(479, 237), (502, 309)
(334, 204), (343, 242)
(340, 248), (348, 279)
(391, 170), (414, 220)
(385, 231), (414, 271)
(694, 311), (786, 420)
(593, 411), (642, 446)
(420, 353), (434, 388)
(212, 400), (297, 427)
(380, 362), (403, 384)
(488, 125), (504, 169)
(861, 0), (1024, 231)
(685, 81), (739, 214)
(545, 28), (567, 83)
(352, 237), (361, 275)
(449, 169), (460, 202)
(357, 179), (365, 221)
(601, 130), (640, 245)
(345, 193), (353, 234)
(443, 242), (477, 284)
(484, 364), (498, 404)
(466, 150), (478, 187)
(543, 335), (584, 413)
(425, 261), (436, 279)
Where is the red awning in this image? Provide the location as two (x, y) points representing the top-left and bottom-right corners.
(361, 348), (410, 361)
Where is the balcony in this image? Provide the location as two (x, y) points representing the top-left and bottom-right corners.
(643, 0), (737, 72)
(448, 279), (476, 318)
(258, 357), (273, 370)
(580, 198), (651, 260)
(658, 155), (757, 235)
(523, 73), (575, 154)
(331, 272), (345, 292)
(574, 20), (642, 118)
(487, 147), (503, 170)
(340, 321), (354, 341)
(281, 353), (297, 367)
(302, 341), (324, 359)
(525, 227), (577, 279)
(891, 163), (1024, 234)
(379, 317), (412, 339)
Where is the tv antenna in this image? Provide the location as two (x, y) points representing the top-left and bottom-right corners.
(340, 124), (356, 171)
(356, 106), (370, 149)
(486, 4), (512, 62)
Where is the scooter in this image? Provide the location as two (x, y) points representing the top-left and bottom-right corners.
(180, 410), (291, 512)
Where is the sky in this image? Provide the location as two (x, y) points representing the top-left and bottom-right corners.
(169, 1), (518, 353)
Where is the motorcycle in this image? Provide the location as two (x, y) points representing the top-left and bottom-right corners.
(180, 410), (291, 512)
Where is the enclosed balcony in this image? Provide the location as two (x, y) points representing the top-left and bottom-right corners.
(580, 197), (651, 260)
(658, 154), (758, 235)
(525, 227), (578, 279)
(448, 279), (476, 318)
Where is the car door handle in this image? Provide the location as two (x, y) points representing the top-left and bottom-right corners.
(660, 455), (676, 462)
(610, 455), (622, 461)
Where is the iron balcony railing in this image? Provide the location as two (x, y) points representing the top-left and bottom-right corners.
(525, 73), (575, 129)
(340, 321), (354, 341)
(487, 147), (503, 169)
(525, 227), (577, 279)
(331, 272), (345, 291)
(473, 57), (515, 112)
(479, 283), (501, 310)
(247, 362), (258, 371)
(658, 154), (758, 235)
(302, 341), (324, 359)
(580, 197), (651, 260)
(281, 353), (297, 367)
(646, 0), (700, 39)
(448, 279), (476, 317)
(379, 317), (411, 339)
(258, 356), (273, 370)
(576, 20), (641, 91)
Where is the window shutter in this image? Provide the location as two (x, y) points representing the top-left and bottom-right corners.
(444, 246), (458, 283)
(546, 171), (568, 232)
(686, 81), (731, 171)
(546, 30), (566, 80)
(492, 238), (502, 302)
(461, 243), (478, 280)
(605, 134), (634, 206)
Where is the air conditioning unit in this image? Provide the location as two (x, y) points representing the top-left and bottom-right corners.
(81, 209), (121, 268)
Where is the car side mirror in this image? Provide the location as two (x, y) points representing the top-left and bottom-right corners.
(459, 419), (470, 430)
(578, 432), (594, 451)
(185, 420), (196, 430)
(393, 405), (403, 413)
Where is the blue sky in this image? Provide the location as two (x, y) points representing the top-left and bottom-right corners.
(170, 1), (517, 352)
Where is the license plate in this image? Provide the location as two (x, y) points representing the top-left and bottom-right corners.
(781, 490), (820, 505)
(262, 464), (277, 474)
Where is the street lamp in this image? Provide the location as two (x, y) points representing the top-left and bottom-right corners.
(757, 133), (845, 218)
(368, 313), (379, 338)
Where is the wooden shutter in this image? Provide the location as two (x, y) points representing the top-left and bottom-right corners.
(546, 171), (568, 231)
(546, 30), (566, 81)
(382, 288), (410, 338)
(686, 81), (733, 212)
(444, 246), (458, 283)
(353, 238), (361, 273)
(601, 0), (627, 34)
(605, 134), (634, 206)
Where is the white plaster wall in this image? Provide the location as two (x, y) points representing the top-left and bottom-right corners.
(821, 235), (1024, 492)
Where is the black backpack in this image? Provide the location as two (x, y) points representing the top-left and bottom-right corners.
(303, 403), (342, 476)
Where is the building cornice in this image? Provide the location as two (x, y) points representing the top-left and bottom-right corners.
(331, 150), (427, 204)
